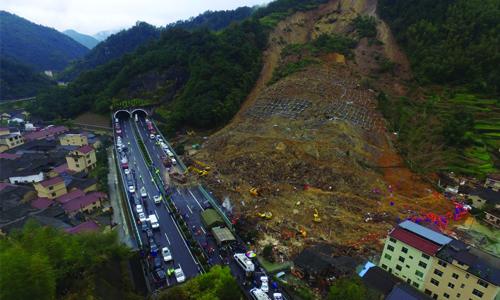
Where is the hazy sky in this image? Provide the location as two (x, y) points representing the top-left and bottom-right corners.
(0, 0), (268, 35)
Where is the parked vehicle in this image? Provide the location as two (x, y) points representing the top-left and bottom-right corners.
(249, 288), (270, 300)
(162, 247), (172, 262)
(260, 276), (269, 293)
(128, 184), (135, 193)
(138, 212), (146, 223)
(136, 204), (143, 214)
(234, 253), (255, 277)
(149, 214), (159, 229)
(153, 194), (162, 204)
(140, 187), (147, 198)
(153, 268), (166, 284)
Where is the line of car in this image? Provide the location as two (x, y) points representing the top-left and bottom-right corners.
(115, 118), (186, 287)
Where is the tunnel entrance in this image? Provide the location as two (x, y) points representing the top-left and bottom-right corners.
(131, 109), (148, 120)
(114, 110), (131, 120)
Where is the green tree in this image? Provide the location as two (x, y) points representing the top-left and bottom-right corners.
(328, 276), (366, 300)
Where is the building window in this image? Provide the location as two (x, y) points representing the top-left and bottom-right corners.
(452, 273), (459, 279)
(76, 164), (80, 168)
(415, 270), (424, 278)
(412, 282), (419, 288)
(477, 279), (488, 288)
(384, 254), (392, 260)
(465, 274), (469, 279)
(51, 192), (56, 197)
(396, 265), (402, 271)
(402, 247), (408, 253)
(49, 186), (54, 190)
(381, 264), (387, 270)
(472, 289), (483, 298)
(399, 256), (405, 263)
(456, 293), (460, 298)
(434, 269), (443, 277)
(406, 265), (410, 268)
(424, 289), (432, 295)
(430, 278), (440, 286)
(422, 254), (430, 260)
(419, 261), (427, 268)
(448, 283), (455, 289)
(460, 284), (465, 288)
(387, 245), (394, 251)
(443, 293), (449, 299)
(389, 237), (396, 243)
(438, 260), (447, 267)
(409, 255), (413, 259)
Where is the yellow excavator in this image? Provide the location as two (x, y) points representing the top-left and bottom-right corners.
(193, 160), (211, 171)
(188, 166), (208, 176)
(313, 208), (322, 223)
(257, 211), (273, 220)
(249, 187), (259, 197)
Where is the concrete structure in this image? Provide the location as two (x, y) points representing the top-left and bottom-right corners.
(0, 132), (24, 151)
(484, 208), (500, 228)
(59, 133), (88, 146)
(34, 177), (67, 199)
(484, 174), (500, 191)
(66, 145), (97, 172)
(467, 188), (500, 209)
(379, 221), (499, 300)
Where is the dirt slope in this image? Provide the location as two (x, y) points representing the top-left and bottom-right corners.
(191, 0), (454, 259)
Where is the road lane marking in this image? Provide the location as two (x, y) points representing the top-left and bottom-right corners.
(168, 214), (199, 266)
(164, 233), (171, 244)
(188, 190), (204, 210)
(200, 226), (206, 234)
(186, 204), (193, 214)
(155, 210), (159, 221)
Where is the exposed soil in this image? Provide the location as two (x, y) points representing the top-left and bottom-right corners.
(190, 0), (455, 259)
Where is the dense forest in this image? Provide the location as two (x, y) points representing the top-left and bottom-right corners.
(169, 7), (256, 31)
(378, 0), (499, 94)
(0, 11), (88, 71)
(0, 221), (139, 299)
(377, 0), (500, 176)
(0, 57), (55, 100)
(30, 0), (328, 134)
(60, 22), (161, 81)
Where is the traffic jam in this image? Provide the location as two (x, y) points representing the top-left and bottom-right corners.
(114, 113), (286, 299)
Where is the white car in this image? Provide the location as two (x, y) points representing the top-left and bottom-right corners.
(273, 293), (284, 300)
(260, 276), (269, 293)
(124, 168), (130, 175)
(174, 267), (185, 283)
(153, 194), (162, 204)
(162, 247), (172, 262)
(171, 158), (177, 165)
(156, 135), (162, 141)
(138, 212), (147, 223)
(128, 185), (135, 193)
(136, 204), (143, 214)
(166, 150), (174, 158)
(150, 134), (155, 140)
(140, 187), (147, 198)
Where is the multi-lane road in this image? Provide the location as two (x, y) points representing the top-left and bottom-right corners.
(114, 112), (286, 299)
(115, 117), (200, 287)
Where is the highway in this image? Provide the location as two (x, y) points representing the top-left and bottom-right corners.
(115, 116), (200, 288)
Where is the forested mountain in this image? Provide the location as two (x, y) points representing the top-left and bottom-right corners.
(60, 22), (161, 81)
(0, 57), (55, 100)
(378, 0), (499, 94)
(63, 29), (100, 49)
(168, 6), (256, 31)
(0, 11), (89, 71)
(30, 0), (328, 132)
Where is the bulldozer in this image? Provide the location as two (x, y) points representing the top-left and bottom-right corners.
(256, 211), (273, 220)
(313, 208), (322, 223)
(249, 187), (259, 197)
(188, 166), (208, 176)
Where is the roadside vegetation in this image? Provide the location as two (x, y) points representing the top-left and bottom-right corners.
(0, 221), (138, 300)
(89, 138), (111, 193)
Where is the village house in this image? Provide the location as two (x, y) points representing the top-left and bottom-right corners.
(23, 125), (68, 141)
(0, 132), (24, 152)
(62, 192), (106, 217)
(484, 174), (500, 191)
(466, 187), (500, 210)
(66, 145), (97, 172)
(59, 133), (88, 147)
(34, 177), (67, 199)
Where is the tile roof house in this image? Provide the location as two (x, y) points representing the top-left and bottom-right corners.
(55, 189), (85, 204)
(62, 192), (106, 216)
(23, 126), (68, 141)
(31, 197), (53, 210)
(65, 220), (100, 234)
(466, 187), (500, 209)
(33, 176), (67, 199)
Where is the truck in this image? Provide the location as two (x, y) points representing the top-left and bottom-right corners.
(149, 214), (159, 229)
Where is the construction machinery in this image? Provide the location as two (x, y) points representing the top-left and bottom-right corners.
(170, 172), (187, 184)
(313, 208), (322, 223)
(193, 160), (211, 171)
(188, 166), (208, 176)
(257, 211), (273, 220)
(249, 187), (259, 197)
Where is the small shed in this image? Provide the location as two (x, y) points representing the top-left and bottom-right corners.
(201, 209), (224, 229)
(211, 226), (235, 245)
